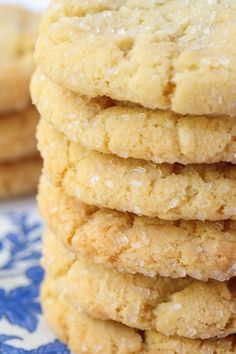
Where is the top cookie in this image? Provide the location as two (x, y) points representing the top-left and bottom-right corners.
(36, 0), (236, 116)
(0, 6), (39, 113)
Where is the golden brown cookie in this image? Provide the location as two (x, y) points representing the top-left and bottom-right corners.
(0, 5), (39, 113)
(36, 0), (236, 116)
(43, 230), (236, 340)
(0, 106), (38, 163)
(145, 330), (236, 354)
(38, 119), (236, 221)
(31, 69), (236, 165)
(0, 156), (41, 199)
(42, 275), (236, 354)
(38, 176), (236, 282)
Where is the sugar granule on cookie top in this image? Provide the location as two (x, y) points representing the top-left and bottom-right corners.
(36, 0), (236, 115)
(0, 5), (39, 113)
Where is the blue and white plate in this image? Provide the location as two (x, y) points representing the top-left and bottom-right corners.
(0, 198), (70, 354)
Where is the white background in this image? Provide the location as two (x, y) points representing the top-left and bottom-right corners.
(0, 0), (49, 11)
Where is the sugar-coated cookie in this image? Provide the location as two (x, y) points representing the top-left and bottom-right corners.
(39, 176), (236, 282)
(31, 70), (236, 165)
(36, 0), (236, 116)
(38, 119), (236, 221)
(43, 230), (236, 340)
(42, 275), (236, 354)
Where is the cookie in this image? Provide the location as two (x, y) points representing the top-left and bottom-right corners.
(42, 275), (143, 353)
(0, 156), (41, 199)
(38, 176), (236, 282)
(145, 330), (236, 354)
(38, 119), (236, 221)
(36, 0), (236, 116)
(0, 6), (39, 113)
(42, 275), (236, 354)
(43, 229), (236, 340)
(31, 69), (236, 165)
(0, 106), (38, 163)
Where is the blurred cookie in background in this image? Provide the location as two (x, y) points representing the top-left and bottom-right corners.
(0, 5), (41, 199)
(0, 5), (38, 113)
(0, 155), (41, 199)
(0, 106), (38, 163)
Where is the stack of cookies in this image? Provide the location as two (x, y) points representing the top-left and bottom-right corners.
(0, 6), (41, 199)
(32, 1), (236, 353)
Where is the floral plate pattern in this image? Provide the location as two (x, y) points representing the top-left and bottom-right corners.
(0, 200), (70, 354)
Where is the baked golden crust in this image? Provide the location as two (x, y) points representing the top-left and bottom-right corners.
(36, 0), (236, 115)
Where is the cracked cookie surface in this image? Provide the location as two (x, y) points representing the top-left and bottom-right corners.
(39, 176), (236, 282)
(42, 275), (236, 354)
(36, 0), (236, 115)
(42, 230), (236, 340)
(41, 276), (236, 354)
